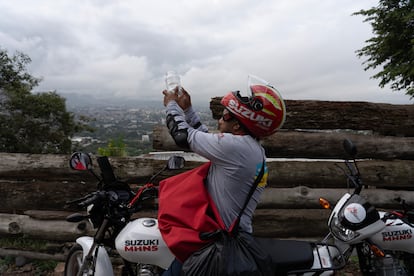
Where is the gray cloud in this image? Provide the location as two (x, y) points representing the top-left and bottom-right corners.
(0, 0), (411, 104)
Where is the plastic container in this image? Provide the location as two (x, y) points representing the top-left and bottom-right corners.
(165, 71), (181, 93)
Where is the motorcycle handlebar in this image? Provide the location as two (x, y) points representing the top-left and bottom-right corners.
(77, 191), (107, 207)
(66, 191), (107, 207)
(65, 193), (95, 205)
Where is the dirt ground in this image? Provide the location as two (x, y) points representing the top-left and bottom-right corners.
(1, 261), (362, 276)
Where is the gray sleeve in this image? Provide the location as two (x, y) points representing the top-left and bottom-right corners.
(184, 106), (209, 132)
(165, 101), (190, 148)
(165, 101), (208, 149)
(166, 101), (235, 163)
(187, 130), (240, 164)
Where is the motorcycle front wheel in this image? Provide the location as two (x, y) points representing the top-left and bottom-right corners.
(64, 244), (87, 276)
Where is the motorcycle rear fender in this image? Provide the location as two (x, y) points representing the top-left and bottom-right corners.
(76, 236), (114, 276)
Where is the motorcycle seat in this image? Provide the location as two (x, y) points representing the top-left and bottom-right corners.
(255, 238), (314, 274)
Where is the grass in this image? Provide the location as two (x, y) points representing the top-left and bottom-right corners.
(0, 236), (60, 275)
(33, 259), (59, 273)
(0, 236), (49, 251)
(0, 255), (14, 267)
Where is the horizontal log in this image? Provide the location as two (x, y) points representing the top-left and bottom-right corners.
(11, 204), (413, 240)
(263, 131), (414, 160)
(259, 187), (414, 209)
(23, 210), (78, 220)
(20, 183), (412, 214)
(0, 152), (173, 183)
(253, 209), (330, 238)
(0, 210), (330, 240)
(153, 126), (414, 160)
(0, 248), (66, 261)
(267, 159), (414, 189)
(0, 154), (412, 212)
(210, 98), (414, 136)
(0, 213), (94, 241)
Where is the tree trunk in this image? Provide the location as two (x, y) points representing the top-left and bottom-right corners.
(152, 126), (414, 160)
(262, 131), (414, 160)
(252, 209), (330, 238)
(259, 187), (414, 209)
(267, 159), (414, 189)
(0, 152), (173, 182)
(1, 155), (413, 212)
(0, 213), (93, 241)
(0, 210), (331, 240)
(0, 248), (66, 261)
(210, 98), (414, 136)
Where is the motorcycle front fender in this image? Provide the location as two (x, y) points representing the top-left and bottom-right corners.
(76, 236), (114, 276)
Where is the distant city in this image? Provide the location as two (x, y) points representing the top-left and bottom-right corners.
(64, 93), (217, 156)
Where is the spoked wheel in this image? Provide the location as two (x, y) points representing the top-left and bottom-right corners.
(64, 244), (87, 276)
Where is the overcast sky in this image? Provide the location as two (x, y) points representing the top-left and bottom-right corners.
(0, 0), (412, 105)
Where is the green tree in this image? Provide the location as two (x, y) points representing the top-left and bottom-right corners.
(0, 50), (40, 91)
(0, 48), (88, 153)
(98, 137), (127, 156)
(354, 0), (414, 97)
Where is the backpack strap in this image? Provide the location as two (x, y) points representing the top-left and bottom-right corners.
(230, 160), (265, 235)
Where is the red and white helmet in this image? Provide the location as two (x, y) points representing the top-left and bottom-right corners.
(220, 76), (286, 138)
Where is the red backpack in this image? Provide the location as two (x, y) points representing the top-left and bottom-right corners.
(158, 162), (225, 262)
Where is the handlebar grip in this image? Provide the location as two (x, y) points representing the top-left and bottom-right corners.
(78, 191), (106, 207)
(66, 193), (94, 205)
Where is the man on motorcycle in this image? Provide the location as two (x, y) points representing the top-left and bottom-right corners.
(162, 77), (286, 275)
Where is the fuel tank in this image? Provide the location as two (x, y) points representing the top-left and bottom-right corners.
(370, 212), (414, 254)
(115, 218), (175, 269)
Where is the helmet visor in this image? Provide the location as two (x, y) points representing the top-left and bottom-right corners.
(231, 75), (276, 110)
(247, 75), (273, 94)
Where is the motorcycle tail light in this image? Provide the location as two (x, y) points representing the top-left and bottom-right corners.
(319, 198), (331, 209)
(329, 216), (360, 242)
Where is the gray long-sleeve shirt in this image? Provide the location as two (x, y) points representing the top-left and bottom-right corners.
(166, 101), (268, 233)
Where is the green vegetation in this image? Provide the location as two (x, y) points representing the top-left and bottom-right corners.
(0, 48), (90, 153)
(33, 259), (59, 273)
(0, 255), (13, 268)
(98, 137), (127, 157)
(0, 236), (49, 251)
(0, 237), (59, 275)
(354, 0), (414, 97)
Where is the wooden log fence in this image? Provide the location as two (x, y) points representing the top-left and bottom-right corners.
(153, 127), (414, 160)
(0, 99), (413, 243)
(210, 99), (414, 136)
(1, 156), (413, 213)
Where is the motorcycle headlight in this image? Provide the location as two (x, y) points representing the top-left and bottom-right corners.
(329, 215), (360, 242)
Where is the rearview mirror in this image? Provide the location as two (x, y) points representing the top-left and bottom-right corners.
(70, 152), (92, 171)
(167, 156), (185, 170)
